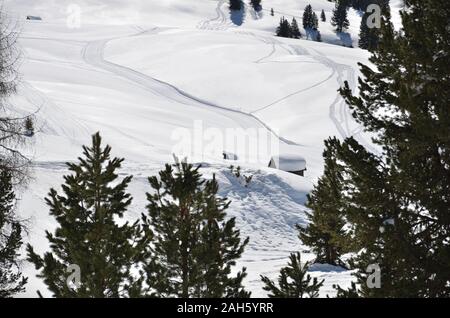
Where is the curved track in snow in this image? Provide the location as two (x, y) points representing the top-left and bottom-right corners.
(82, 29), (300, 146)
(237, 31), (357, 140)
(197, 0), (229, 30)
(250, 34), (376, 152)
(195, 1), (373, 151)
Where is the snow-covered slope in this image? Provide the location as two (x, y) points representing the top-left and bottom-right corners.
(2, 0), (403, 297)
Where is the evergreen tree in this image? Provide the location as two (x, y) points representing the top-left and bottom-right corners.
(312, 12), (319, 29)
(352, 0), (390, 12)
(143, 160), (250, 298)
(358, 1), (390, 51)
(276, 17), (283, 36)
(276, 17), (292, 38)
(229, 0), (242, 11)
(332, 0), (450, 297)
(0, 168), (27, 297)
(250, 0), (262, 11)
(302, 4), (315, 30)
(350, 0), (369, 11)
(333, 282), (360, 298)
(358, 12), (370, 50)
(321, 9), (326, 22)
(27, 133), (145, 298)
(291, 17), (302, 39)
(261, 252), (324, 298)
(331, 1), (350, 32)
(298, 138), (349, 266)
(24, 117), (34, 137)
(303, 4), (320, 40)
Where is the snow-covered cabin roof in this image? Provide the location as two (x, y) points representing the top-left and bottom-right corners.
(269, 154), (306, 172)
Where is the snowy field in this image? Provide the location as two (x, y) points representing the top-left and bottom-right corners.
(2, 0), (403, 297)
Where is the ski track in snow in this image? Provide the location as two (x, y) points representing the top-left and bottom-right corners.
(19, 82), (91, 139)
(197, 0), (368, 144)
(82, 27), (300, 146)
(248, 39), (365, 145)
(196, 0), (230, 31)
(196, 1), (370, 148)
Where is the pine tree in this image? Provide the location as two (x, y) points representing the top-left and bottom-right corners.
(312, 12), (319, 29)
(302, 4), (315, 30)
(276, 17), (292, 38)
(333, 282), (360, 298)
(291, 18), (302, 39)
(0, 168), (27, 297)
(331, 1), (350, 32)
(276, 17), (283, 37)
(229, 0), (242, 11)
(350, 0), (370, 11)
(24, 117), (34, 137)
(321, 9), (326, 22)
(332, 0), (450, 297)
(353, 0), (389, 12)
(358, 1), (390, 51)
(298, 138), (349, 266)
(311, 12), (320, 41)
(261, 252), (324, 298)
(27, 133), (145, 298)
(143, 160), (250, 298)
(250, 0), (262, 11)
(359, 12), (370, 50)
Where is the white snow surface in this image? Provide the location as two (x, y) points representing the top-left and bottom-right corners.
(1, 0), (404, 297)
